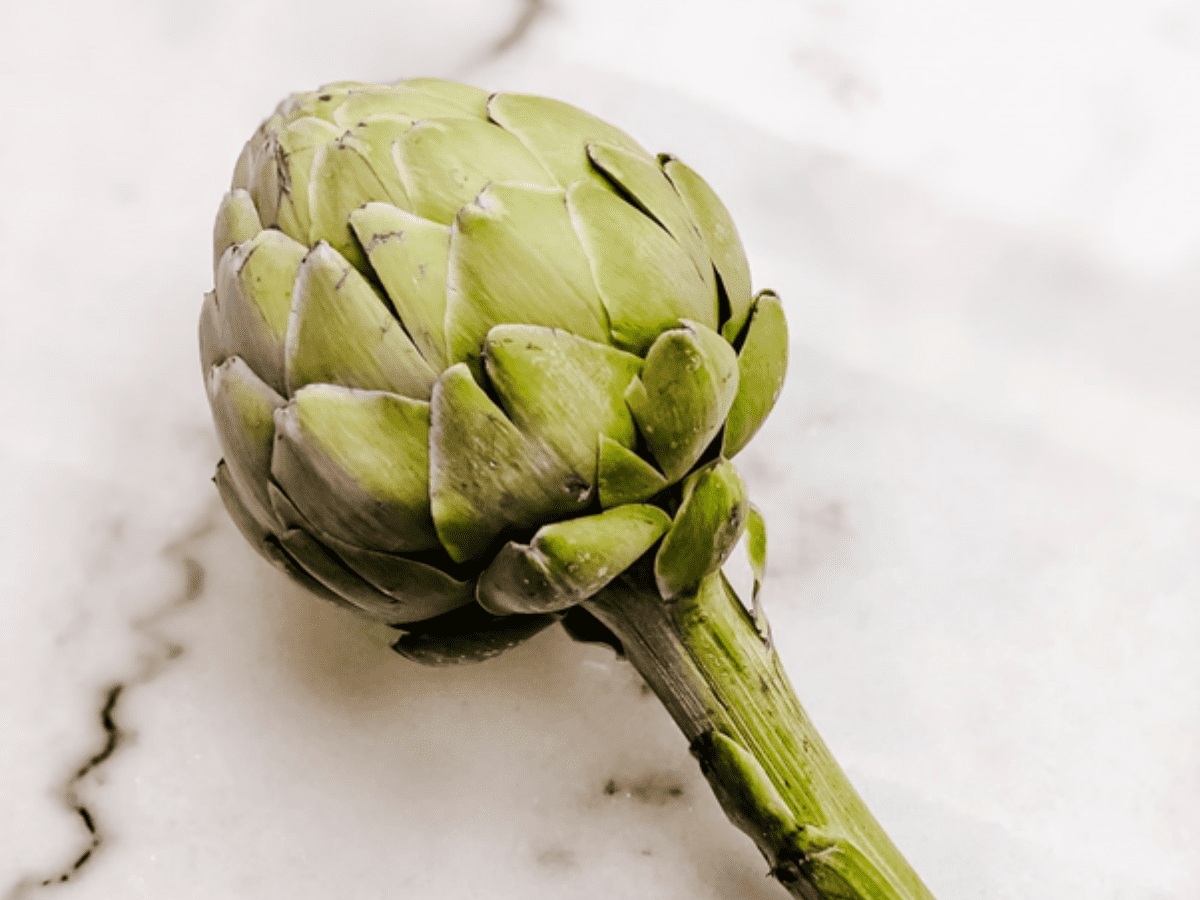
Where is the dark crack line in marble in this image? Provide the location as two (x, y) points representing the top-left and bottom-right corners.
(5, 508), (219, 898)
(36, 685), (124, 887)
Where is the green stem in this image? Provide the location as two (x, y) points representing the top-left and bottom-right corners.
(581, 569), (936, 900)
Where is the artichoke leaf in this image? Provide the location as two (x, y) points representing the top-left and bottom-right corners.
(266, 482), (432, 624)
(689, 725), (800, 847)
(475, 542), (557, 616)
(275, 526), (423, 626)
(320, 531), (476, 623)
(586, 143), (714, 293)
(430, 364), (591, 563)
(307, 131), (408, 271)
(206, 356), (286, 531)
(654, 459), (749, 600)
(212, 188), (262, 268)
(391, 603), (558, 666)
(484, 324), (642, 479)
(329, 85), (444, 127)
(722, 291), (788, 458)
(285, 242), (438, 398)
(487, 92), (653, 188)
(662, 156), (754, 340)
(596, 435), (669, 508)
(280, 83), (368, 123)
(242, 131), (283, 229)
(328, 88), (411, 127)
(214, 462), (357, 613)
(624, 320), (739, 483)
(231, 139), (253, 194)
(198, 290), (226, 373)
(744, 503), (771, 643)
(272, 116), (343, 243)
(349, 202), (450, 370)
(394, 117), (556, 225)
(348, 114), (416, 165)
(265, 477), (314, 531)
(346, 118), (419, 225)
(568, 180), (717, 355)
(281, 82), (453, 126)
(270, 384), (440, 555)
(478, 504), (671, 615)
(445, 182), (609, 379)
(216, 229), (308, 396)
(383, 78), (491, 121)
(212, 459), (276, 553)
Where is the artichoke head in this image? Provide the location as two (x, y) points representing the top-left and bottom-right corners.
(201, 79), (787, 664)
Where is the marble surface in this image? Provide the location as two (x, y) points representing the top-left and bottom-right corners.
(3, 1), (1198, 897)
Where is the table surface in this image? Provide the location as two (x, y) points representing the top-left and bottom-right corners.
(3, 2), (1198, 898)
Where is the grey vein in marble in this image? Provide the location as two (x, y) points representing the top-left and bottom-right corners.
(6, 517), (215, 898)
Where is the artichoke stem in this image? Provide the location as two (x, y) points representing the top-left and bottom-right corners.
(581, 570), (936, 900)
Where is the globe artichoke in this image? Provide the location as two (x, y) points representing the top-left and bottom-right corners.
(200, 78), (935, 900)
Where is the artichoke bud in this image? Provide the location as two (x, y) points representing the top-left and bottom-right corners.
(201, 79), (788, 664)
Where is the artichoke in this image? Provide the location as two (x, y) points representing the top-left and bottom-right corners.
(200, 79), (935, 900)
(200, 78), (785, 660)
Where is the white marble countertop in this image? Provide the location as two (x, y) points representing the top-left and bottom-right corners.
(3, 1), (1198, 898)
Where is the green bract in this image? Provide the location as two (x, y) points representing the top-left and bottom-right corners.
(201, 78), (787, 663)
